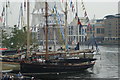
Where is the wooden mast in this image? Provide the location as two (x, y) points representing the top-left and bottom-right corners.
(45, 2), (48, 60)
(65, 0), (68, 52)
(26, 0), (30, 59)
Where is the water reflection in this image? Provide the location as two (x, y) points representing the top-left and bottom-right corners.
(27, 70), (94, 80)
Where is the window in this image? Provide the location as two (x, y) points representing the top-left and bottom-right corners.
(101, 28), (104, 34)
(96, 28), (100, 34)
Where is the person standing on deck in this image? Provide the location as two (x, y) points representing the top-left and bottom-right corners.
(75, 42), (79, 50)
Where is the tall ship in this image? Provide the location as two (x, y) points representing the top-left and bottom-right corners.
(20, 0), (97, 74)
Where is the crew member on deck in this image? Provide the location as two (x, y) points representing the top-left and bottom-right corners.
(75, 42), (79, 50)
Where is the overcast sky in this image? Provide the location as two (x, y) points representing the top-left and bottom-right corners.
(0, 0), (119, 27)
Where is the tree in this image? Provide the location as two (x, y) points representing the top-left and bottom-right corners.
(2, 25), (38, 50)
(2, 25), (32, 50)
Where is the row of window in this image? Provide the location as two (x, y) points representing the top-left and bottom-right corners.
(104, 38), (120, 40)
(96, 28), (104, 34)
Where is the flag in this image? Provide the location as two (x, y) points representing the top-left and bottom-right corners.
(24, 1), (26, 11)
(54, 4), (56, 10)
(54, 3), (57, 13)
(75, 13), (78, 18)
(87, 23), (90, 27)
(81, 2), (83, 4)
(87, 23), (92, 29)
(85, 17), (89, 23)
(78, 18), (82, 28)
(83, 7), (85, 10)
(70, 0), (73, 8)
(84, 11), (87, 17)
(72, 5), (74, 12)
(6, 1), (10, 8)
(78, 18), (81, 24)
(82, 5), (84, 8)
(1, 7), (5, 16)
(20, 3), (23, 16)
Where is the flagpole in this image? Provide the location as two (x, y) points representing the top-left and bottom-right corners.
(76, 0), (80, 50)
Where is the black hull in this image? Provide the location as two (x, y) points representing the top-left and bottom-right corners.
(20, 62), (95, 73)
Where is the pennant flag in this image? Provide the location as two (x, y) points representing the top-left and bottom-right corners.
(20, 3), (23, 16)
(82, 5), (84, 8)
(83, 7), (85, 10)
(85, 17), (89, 23)
(54, 3), (57, 13)
(72, 5), (74, 12)
(6, 1), (10, 8)
(52, 8), (54, 13)
(1, 7), (5, 16)
(81, 2), (83, 4)
(70, 0), (73, 8)
(84, 11), (87, 17)
(8, 1), (10, 6)
(54, 4), (56, 10)
(75, 13), (78, 18)
(24, 1), (26, 11)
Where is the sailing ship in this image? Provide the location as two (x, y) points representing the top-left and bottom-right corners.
(20, 1), (97, 74)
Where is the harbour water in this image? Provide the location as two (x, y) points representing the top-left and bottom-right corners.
(1, 45), (119, 80)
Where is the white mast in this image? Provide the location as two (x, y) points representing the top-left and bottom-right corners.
(5, 0), (8, 27)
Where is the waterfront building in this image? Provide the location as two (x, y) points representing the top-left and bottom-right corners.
(103, 14), (120, 44)
(68, 17), (87, 45)
(86, 19), (104, 43)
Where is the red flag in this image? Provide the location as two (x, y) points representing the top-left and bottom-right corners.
(72, 5), (74, 12)
(78, 18), (82, 28)
(78, 18), (81, 25)
(87, 23), (92, 29)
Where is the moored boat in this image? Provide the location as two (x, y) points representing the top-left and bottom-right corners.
(20, 1), (97, 74)
(20, 57), (96, 73)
